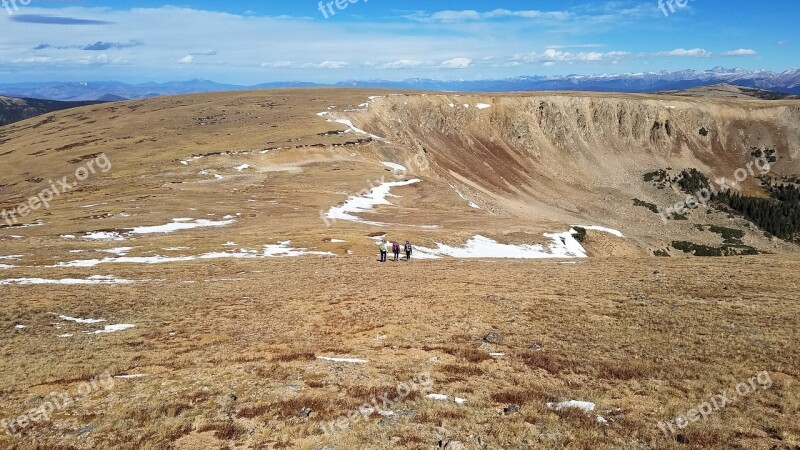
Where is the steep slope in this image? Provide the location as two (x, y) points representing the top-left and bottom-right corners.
(340, 92), (800, 252)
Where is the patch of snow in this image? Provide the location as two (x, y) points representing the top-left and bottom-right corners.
(0, 255), (22, 260)
(574, 225), (625, 238)
(334, 119), (390, 142)
(214, 174), (224, 180)
(475, 103), (491, 110)
(330, 239), (347, 243)
(547, 400), (596, 412)
(102, 247), (133, 256)
(180, 156), (204, 165)
(325, 179), (421, 226)
(86, 324), (136, 335)
(54, 242), (333, 267)
(415, 234), (586, 259)
(317, 356), (368, 364)
(17, 221), (43, 228)
(15, 324), (26, 329)
(0, 264), (14, 269)
(426, 394), (449, 401)
(83, 232), (125, 241)
(114, 374), (148, 379)
(163, 247), (190, 251)
(381, 162), (407, 172)
(455, 397), (468, 405)
(261, 241), (334, 258)
(57, 315), (105, 324)
(235, 164), (251, 172)
(58, 334), (73, 338)
(489, 353), (505, 357)
(543, 230), (588, 258)
(81, 203), (107, 208)
(0, 276), (134, 285)
(129, 218), (235, 235)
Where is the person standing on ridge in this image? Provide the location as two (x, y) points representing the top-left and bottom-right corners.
(379, 241), (388, 263)
(392, 241), (400, 261)
(405, 240), (413, 261)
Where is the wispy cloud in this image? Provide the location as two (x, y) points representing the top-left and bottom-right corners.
(513, 48), (632, 64)
(9, 14), (112, 25)
(721, 49), (758, 57)
(440, 57), (472, 69)
(656, 48), (711, 58)
(83, 41), (141, 51)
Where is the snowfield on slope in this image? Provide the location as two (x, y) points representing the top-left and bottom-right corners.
(413, 227), (622, 259)
(53, 242), (333, 268)
(326, 179), (422, 226)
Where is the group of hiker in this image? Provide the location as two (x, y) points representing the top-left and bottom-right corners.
(379, 240), (413, 262)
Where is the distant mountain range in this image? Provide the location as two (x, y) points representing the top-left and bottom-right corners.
(1, 67), (799, 101)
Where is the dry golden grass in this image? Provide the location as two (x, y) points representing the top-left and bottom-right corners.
(0, 256), (797, 449)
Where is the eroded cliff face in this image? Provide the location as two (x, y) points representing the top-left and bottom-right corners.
(345, 94), (796, 202)
(331, 93), (800, 252)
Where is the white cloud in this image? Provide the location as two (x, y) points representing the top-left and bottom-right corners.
(383, 59), (425, 69)
(261, 61), (294, 68)
(178, 55), (194, 64)
(441, 57), (472, 69)
(721, 48), (758, 57)
(318, 60), (349, 69)
(513, 49), (632, 64)
(656, 48), (711, 58)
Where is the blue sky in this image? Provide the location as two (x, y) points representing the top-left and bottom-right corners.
(0, 0), (796, 84)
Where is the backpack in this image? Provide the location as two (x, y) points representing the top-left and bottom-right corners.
(405, 243), (412, 252)
(393, 242), (400, 252)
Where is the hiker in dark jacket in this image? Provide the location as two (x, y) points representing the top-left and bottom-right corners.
(392, 241), (400, 261)
(404, 241), (413, 261)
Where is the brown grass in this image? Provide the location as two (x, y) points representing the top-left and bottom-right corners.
(0, 88), (798, 449)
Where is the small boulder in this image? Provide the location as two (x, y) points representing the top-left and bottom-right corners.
(482, 332), (502, 344)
